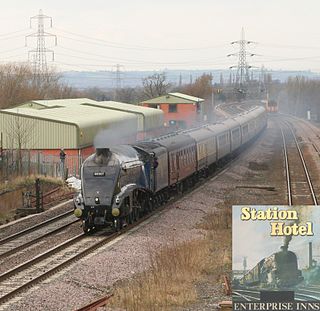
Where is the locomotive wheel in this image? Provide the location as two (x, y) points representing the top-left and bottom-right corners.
(128, 211), (134, 224)
(149, 198), (155, 211)
(149, 198), (155, 212)
(144, 197), (152, 213)
(133, 206), (140, 222)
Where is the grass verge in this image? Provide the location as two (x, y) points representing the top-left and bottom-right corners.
(110, 208), (232, 311)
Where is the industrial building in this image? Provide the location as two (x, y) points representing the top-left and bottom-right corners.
(0, 98), (164, 175)
(140, 92), (205, 129)
(82, 100), (164, 139)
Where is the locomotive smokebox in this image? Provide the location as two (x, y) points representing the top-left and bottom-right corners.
(95, 148), (110, 164)
(96, 148), (110, 157)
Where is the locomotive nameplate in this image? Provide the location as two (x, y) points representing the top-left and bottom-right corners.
(93, 172), (105, 176)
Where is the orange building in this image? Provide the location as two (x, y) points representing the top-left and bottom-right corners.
(141, 92), (205, 129)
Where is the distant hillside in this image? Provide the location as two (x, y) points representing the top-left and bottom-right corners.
(61, 69), (320, 90)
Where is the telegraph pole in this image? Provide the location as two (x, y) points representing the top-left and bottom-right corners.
(179, 73), (182, 87)
(26, 9), (57, 85)
(228, 28), (256, 97)
(210, 73), (215, 122)
(189, 74), (193, 85)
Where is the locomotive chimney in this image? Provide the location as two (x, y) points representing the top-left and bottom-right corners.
(281, 245), (288, 252)
(309, 242), (313, 269)
(95, 148), (110, 164)
(96, 148), (110, 157)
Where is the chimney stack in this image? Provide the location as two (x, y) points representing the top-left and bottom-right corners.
(309, 242), (313, 269)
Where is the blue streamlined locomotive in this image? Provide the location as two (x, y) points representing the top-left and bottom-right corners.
(74, 106), (267, 233)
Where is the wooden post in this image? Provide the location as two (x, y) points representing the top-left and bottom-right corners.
(37, 152), (41, 175)
(0, 132), (3, 179)
(28, 150), (31, 176)
(35, 178), (43, 213)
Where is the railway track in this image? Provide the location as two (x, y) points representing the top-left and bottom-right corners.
(0, 208), (73, 243)
(280, 121), (318, 205)
(280, 114), (320, 158)
(0, 213), (79, 260)
(233, 289), (260, 302)
(0, 190), (187, 307)
(0, 233), (106, 305)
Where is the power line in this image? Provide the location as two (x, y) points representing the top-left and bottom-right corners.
(0, 46), (27, 55)
(55, 48), (228, 66)
(53, 27), (229, 51)
(25, 9), (57, 81)
(0, 28), (30, 37)
(228, 27), (256, 92)
(112, 64), (125, 100)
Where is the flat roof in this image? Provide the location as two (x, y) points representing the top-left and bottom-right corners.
(20, 98), (97, 109)
(2, 105), (136, 129)
(86, 101), (163, 117)
(168, 92), (204, 103)
(141, 93), (204, 105)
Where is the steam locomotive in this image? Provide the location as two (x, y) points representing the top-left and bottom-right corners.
(238, 246), (304, 288)
(74, 106), (267, 233)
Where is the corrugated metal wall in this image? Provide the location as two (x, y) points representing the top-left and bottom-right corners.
(0, 112), (77, 149)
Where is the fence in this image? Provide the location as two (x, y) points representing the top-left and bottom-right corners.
(0, 149), (83, 182)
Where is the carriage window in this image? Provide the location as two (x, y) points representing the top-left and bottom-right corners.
(218, 134), (227, 145)
(171, 154), (175, 170)
(242, 124), (249, 135)
(232, 128), (240, 140)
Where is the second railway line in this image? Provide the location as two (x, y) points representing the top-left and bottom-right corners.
(280, 118), (319, 205)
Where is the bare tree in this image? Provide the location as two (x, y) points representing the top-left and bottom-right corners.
(142, 73), (171, 99)
(0, 63), (79, 109)
(5, 113), (36, 174)
(179, 74), (213, 99)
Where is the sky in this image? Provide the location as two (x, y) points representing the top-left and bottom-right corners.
(1, 0), (320, 72)
(232, 205), (320, 271)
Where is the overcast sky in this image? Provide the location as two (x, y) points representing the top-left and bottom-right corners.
(1, 0), (320, 72)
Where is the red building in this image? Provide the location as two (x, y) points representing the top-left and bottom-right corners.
(141, 92), (205, 129)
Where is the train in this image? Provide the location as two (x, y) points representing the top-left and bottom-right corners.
(73, 106), (267, 233)
(261, 99), (278, 113)
(238, 246), (304, 288)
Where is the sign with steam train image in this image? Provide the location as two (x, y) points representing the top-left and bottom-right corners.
(232, 205), (320, 310)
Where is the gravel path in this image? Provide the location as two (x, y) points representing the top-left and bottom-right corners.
(1, 120), (292, 311)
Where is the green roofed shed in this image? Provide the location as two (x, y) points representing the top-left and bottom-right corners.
(81, 100), (164, 132)
(0, 104), (137, 149)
